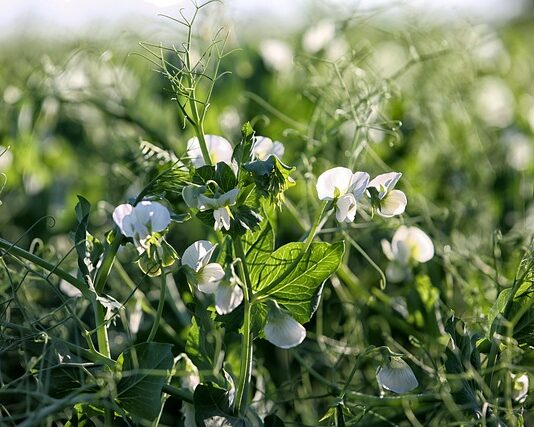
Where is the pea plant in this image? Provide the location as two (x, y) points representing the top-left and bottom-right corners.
(1, 3), (533, 427)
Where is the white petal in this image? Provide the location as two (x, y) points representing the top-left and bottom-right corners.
(213, 207), (231, 231)
(218, 188), (239, 206)
(112, 204), (135, 237)
(182, 184), (204, 209)
(335, 193), (357, 223)
(182, 240), (216, 271)
(377, 357), (418, 393)
(378, 189), (407, 217)
(264, 308), (306, 349)
(386, 262), (408, 283)
(405, 227), (434, 263)
(316, 167), (353, 200)
(349, 171), (370, 200)
(511, 373), (529, 402)
(187, 135), (234, 167)
(133, 201), (171, 233)
(368, 172), (402, 199)
(252, 136), (285, 160)
(197, 263), (225, 293)
(381, 239), (395, 261)
(215, 282), (243, 315)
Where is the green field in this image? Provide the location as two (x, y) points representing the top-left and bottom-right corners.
(1, 2), (533, 426)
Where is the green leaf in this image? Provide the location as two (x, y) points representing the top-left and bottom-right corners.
(257, 241), (345, 323)
(186, 316), (216, 374)
(243, 221), (275, 285)
(193, 384), (246, 427)
(232, 121), (255, 166)
(116, 342), (173, 421)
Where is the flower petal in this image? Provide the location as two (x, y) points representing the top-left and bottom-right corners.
(316, 167), (353, 200)
(349, 171), (370, 200)
(213, 207), (231, 231)
(335, 193), (357, 223)
(113, 204), (135, 237)
(197, 263), (225, 293)
(264, 307), (306, 349)
(218, 188), (240, 206)
(405, 227), (434, 263)
(252, 136), (285, 160)
(377, 357), (418, 393)
(381, 238), (395, 261)
(378, 189), (407, 217)
(215, 282), (243, 315)
(187, 135), (234, 168)
(182, 240), (216, 271)
(368, 172), (402, 199)
(133, 201), (171, 233)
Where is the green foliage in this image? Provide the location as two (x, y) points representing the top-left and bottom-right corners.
(115, 342), (174, 421)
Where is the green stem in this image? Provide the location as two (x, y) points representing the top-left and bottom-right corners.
(147, 269), (167, 342)
(94, 228), (122, 294)
(0, 237), (86, 293)
(233, 238), (254, 416)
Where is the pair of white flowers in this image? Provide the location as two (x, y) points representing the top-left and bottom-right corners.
(186, 134), (285, 167)
(381, 226), (434, 282)
(316, 168), (407, 222)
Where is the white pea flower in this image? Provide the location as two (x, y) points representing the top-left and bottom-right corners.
(197, 188), (239, 232)
(367, 172), (407, 217)
(176, 354), (200, 427)
(264, 302), (306, 349)
(112, 201), (171, 253)
(316, 167), (369, 223)
(381, 226), (434, 283)
(376, 356), (418, 394)
(251, 136), (285, 160)
(182, 240), (243, 314)
(187, 134), (234, 168)
(182, 240), (225, 293)
(511, 373), (529, 403)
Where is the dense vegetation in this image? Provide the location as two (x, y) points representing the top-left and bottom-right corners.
(1, 3), (533, 426)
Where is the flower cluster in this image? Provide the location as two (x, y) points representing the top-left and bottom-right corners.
(316, 168), (407, 222)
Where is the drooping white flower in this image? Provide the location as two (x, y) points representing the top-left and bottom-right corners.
(186, 134), (234, 168)
(214, 277), (244, 315)
(511, 373), (529, 403)
(251, 136), (285, 160)
(182, 241), (243, 314)
(182, 240), (225, 293)
(197, 188), (239, 231)
(376, 357), (418, 394)
(381, 226), (434, 283)
(112, 201), (171, 253)
(316, 167), (369, 223)
(176, 354), (200, 427)
(367, 172), (407, 217)
(264, 302), (306, 349)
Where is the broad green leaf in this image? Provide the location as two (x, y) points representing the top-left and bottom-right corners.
(257, 241), (345, 323)
(193, 384), (246, 427)
(243, 221), (275, 285)
(264, 414), (285, 426)
(186, 316), (216, 374)
(116, 342), (173, 421)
